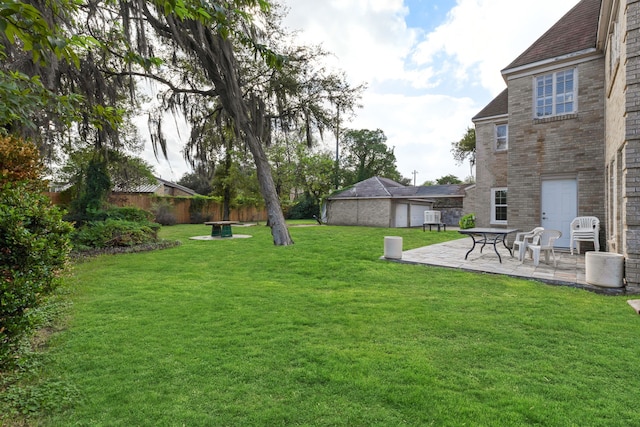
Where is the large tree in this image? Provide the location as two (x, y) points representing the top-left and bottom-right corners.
(341, 128), (405, 185)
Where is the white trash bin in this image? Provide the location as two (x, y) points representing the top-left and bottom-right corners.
(384, 236), (403, 259)
(585, 252), (624, 288)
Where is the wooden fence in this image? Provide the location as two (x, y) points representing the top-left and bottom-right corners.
(46, 192), (268, 224)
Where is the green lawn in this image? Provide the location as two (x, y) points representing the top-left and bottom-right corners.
(26, 224), (640, 425)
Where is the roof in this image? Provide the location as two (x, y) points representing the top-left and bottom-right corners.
(473, 89), (508, 121)
(113, 176), (197, 196)
(156, 177), (197, 196)
(328, 177), (468, 200)
(503, 0), (602, 72)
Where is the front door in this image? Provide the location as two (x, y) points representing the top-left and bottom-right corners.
(541, 179), (577, 248)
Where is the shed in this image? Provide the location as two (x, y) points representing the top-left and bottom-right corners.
(325, 177), (467, 228)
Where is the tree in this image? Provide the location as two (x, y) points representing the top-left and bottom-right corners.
(451, 126), (476, 178)
(436, 174), (462, 185)
(178, 165), (215, 195)
(341, 129), (404, 185)
(114, 1), (362, 245)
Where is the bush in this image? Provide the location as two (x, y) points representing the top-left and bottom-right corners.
(287, 194), (319, 219)
(64, 206), (153, 226)
(459, 213), (476, 229)
(151, 200), (177, 226)
(71, 219), (160, 250)
(0, 182), (73, 368)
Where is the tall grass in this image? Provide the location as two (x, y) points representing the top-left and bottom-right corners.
(28, 224), (640, 425)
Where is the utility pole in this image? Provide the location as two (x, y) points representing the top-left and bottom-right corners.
(334, 104), (340, 189)
(412, 170), (419, 186)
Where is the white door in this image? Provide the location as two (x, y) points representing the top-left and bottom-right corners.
(395, 203), (408, 227)
(541, 179), (577, 248)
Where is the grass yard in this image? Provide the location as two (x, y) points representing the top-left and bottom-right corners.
(21, 223), (640, 425)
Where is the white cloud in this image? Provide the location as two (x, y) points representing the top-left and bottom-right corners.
(413, 0), (580, 94)
(281, 0), (582, 181)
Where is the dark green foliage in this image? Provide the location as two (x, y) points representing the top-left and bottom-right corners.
(71, 157), (111, 214)
(0, 182), (72, 369)
(286, 193), (319, 219)
(64, 206), (153, 227)
(188, 196), (217, 224)
(71, 219), (160, 250)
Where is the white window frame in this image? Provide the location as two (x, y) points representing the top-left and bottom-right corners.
(491, 188), (508, 225)
(534, 68), (577, 118)
(495, 123), (508, 151)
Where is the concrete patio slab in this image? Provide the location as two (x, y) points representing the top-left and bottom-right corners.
(385, 237), (626, 295)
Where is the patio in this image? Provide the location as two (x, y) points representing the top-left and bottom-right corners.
(389, 236), (627, 295)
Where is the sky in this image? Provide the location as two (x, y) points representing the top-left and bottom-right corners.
(145, 0), (581, 184)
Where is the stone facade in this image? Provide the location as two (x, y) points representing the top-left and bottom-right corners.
(469, 0), (640, 289)
(326, 199), (393, 227)
(507, 56), (606, 236)
(472, 117), (509, 228)
(621, 0), (640, 290)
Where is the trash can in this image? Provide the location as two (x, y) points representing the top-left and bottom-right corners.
(585, 252), (624, 288)
(384, 236), (402, 259)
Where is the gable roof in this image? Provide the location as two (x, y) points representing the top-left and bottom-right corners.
(329, 176), (404, 198)
(328, 177), (468, 200)
(473, 88), (508, 121)
(503, 0), (602, 73)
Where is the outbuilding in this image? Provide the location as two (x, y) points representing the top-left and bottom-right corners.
(325, 176), (467, 228)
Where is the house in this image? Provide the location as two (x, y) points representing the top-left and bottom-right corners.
(326, 176), (467, 227)
(466, 0), (640, 291)
(112, 176), (198, 197)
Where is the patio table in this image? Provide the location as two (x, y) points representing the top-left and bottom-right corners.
(458, 228), (519, 263)
(204, 221), (239, 238)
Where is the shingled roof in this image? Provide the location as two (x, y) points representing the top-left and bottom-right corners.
(328, 177), (468, 199)
(503, 0), (602, 72)
(472, 89), (508, 121)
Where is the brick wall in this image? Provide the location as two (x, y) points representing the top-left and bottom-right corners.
(471, 119), (508, 228)
(623, 0), (640, 291)
(507, 56), (606, 237)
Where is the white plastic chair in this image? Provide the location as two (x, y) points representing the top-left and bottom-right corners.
(527, 230), (562, 267)
(512, 227), (544, 261)
(570, 216), (600, 255)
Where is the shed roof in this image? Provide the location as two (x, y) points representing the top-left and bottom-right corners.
(328, 177), (468, 200)
(503, 0), (601, 72)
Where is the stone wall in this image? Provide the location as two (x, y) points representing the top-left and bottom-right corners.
(471, 119), (508, 228)
(326, 199), (393, 227)
(507, 55), (606, 237)
(623, 0), (640, 291)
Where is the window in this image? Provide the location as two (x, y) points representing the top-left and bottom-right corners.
(491, 188), (507, 224)
(535, 69), (575, 117)
(495, 124), (508, 151)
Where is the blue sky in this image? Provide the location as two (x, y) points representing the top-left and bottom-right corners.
(148, 0), (582, 184)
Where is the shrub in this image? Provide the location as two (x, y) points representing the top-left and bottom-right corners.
(459, 213), (476, 229)
(0, 135), (43, 186)
(151, 199), (177, 226)
(72, 219), (160, 250)
(287, 193), (319, 219)
(0, 182), (73, 368)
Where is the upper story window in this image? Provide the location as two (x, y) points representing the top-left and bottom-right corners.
(535, 69), (575, 118)
(491, 188), (508, 224)
(495, 124), (508, 151)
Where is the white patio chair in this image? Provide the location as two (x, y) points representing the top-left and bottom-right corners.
(570, 216), (600, 255)
(512, 227), (544, 261)
(527, 229), (562, 267)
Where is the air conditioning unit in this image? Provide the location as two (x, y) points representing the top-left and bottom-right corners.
(424, 210), (441, 224)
